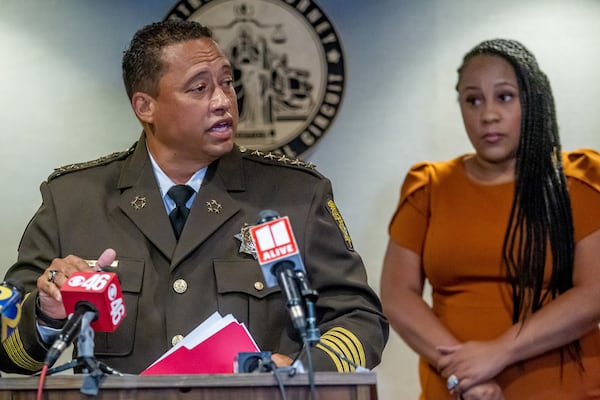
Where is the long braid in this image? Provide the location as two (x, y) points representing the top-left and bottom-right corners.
(458, 39), (580, 366)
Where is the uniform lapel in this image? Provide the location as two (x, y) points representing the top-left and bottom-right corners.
(117, 135), (177, 260)
(116, 137), (247, 269)
(170, 148), (245, 270)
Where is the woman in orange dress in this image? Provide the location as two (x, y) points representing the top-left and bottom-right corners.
(380, 39), (600, 400)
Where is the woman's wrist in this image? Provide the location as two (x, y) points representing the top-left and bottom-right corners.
(493, 334), (515, 371)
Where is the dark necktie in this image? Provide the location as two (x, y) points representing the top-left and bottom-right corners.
(167, 185), (195, 240)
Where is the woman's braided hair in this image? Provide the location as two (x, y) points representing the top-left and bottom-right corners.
(458, 39), (581, 365)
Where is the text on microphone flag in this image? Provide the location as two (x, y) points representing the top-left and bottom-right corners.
(61, 271), (126, 332)
(250, 216), (299, 264)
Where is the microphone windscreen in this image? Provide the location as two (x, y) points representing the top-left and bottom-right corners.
(0, 281), (24, 342)
(256, 209), (280, 225)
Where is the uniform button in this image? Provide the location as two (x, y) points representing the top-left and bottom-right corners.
(173, 279), (188, 294)
(254, 281), (264, 291)
(171, 335), (184, 346)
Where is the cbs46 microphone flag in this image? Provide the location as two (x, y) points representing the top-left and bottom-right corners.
(61, 271), (126, 332)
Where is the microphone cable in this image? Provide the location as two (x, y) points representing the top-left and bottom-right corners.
(270, 362), (289, 400)
(36, 364), (49, 400)
(287, 339), (317, 400)
(303, 338), (317, 400)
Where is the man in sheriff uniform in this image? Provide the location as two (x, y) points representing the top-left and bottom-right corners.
(0, 20), (388, 374)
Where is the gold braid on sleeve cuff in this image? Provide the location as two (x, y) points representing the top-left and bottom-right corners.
(316, 327), (366, 372)
(2, 328), (44, 372)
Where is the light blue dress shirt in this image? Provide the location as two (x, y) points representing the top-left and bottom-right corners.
(147, 150), (206, 214)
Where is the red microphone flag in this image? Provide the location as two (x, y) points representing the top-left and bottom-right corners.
(61, 271), (126, 332)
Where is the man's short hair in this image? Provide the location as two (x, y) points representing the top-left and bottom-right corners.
(122, 20), (213, 100)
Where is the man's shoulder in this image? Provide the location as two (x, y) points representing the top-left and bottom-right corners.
(47, 145), (136, 182)
(237, 146), (324, 179)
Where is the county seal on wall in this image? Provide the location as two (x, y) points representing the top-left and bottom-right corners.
(164, 0), (346, 157)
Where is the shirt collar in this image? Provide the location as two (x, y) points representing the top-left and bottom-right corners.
(147, 146), (206, 211)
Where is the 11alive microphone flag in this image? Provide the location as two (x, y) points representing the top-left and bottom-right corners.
(61, 271), (126, 332)
(249, 215), (306, 287)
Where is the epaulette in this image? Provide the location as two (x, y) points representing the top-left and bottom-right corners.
(48, 146), (135, 181)
(238, 145), (317, 171)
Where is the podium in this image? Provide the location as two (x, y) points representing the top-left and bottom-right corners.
(0, 372), (377, 399)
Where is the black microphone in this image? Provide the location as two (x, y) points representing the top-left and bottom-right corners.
(272, 260), (307, 338)
(44, 301), (98, 367)
(251, 210), (308, 338)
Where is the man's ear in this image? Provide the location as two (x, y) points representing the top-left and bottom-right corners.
(131, 92), (155, 123)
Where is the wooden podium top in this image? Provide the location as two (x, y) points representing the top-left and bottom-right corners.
(0, 372), (378, 400)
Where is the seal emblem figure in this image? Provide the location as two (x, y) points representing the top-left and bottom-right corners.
(164, 0), (346, 157)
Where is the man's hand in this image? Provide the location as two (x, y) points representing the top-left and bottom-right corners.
(36, 249), (116, 319)
(271, 353), (293, 367)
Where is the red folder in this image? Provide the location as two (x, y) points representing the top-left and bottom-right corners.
(141, 314), (259, 375)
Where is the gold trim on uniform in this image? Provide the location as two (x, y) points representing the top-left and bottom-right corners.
(2, 328), (44, 372)
(242, 146), (317, 170)
(130, 196), (147, 210)
(48, 146), (135, 181)
(206, 200), (222, 213)
(316, 327), (366, 372)
(321, 332), (361, 370)
(316, 340), (345, 372)
(326, 200), (354, 251)
(85, 259), (119, 268)
(53, 152), (123, 174)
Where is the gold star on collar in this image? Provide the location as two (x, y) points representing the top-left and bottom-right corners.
(206, 199), (222, 213)
(278, 155), (291, 164)
(234, 224), (257, 259)
(130, 196), (147, 210)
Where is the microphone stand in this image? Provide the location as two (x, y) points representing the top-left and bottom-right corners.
(276, 271), (368, 400)
(295, 270), (320, 345)
(45, 312), (123, 396)
(78, 311), (107, 396)
(293, 270), (319, 400)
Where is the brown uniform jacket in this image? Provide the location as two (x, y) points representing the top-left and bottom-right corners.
(1, 134), (388, 374)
